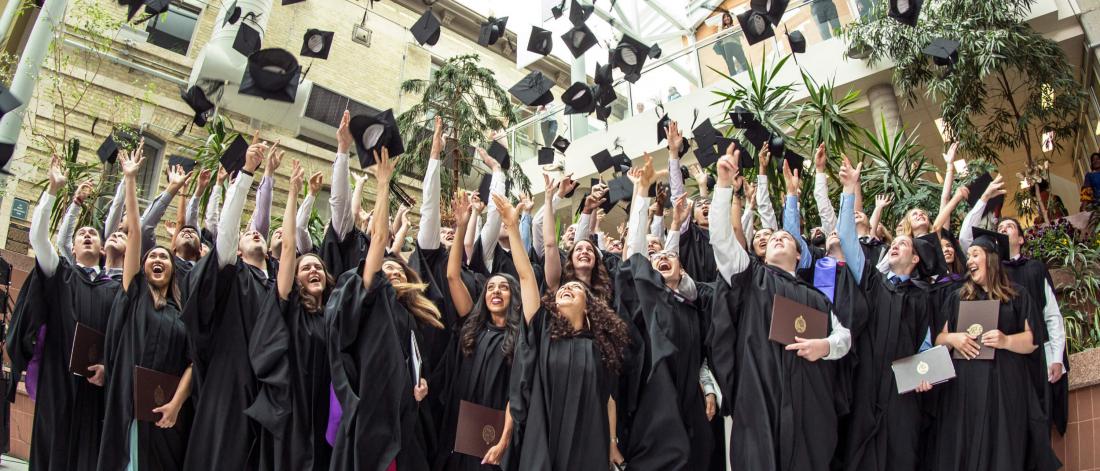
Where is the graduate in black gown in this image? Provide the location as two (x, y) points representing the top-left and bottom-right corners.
(497, 191), (630, 470)
(614, 156), (714, 470)
(272, 160), (335, 470)
(327, 148), (443, 471)
(833, 158), (933, 471)
(929, 232), (1060, 471)
(98, 147), (194, 470)
(706, 148), (852, 471)
(181, 137), (291, 471)
(6, 155), (120, 471)
(433, 191), (520, 470)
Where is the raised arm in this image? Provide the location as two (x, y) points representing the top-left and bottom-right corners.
(185, 169), (212, 228)
(868, 193), (891, 238)
(518, 195), (534, 253)
(248, 144), (281, 237)
(464, 198), (482, 260)
(447, 192), (476, 318)
(122, 141), (147, 291)
(418, 116), (444, 250)
(297, 172), (322, 254)
(142, 164), (193, 256)
(666, 121), (689, 235)
(56, 180), (92, 264)
(932, 186), (969, 233)
(389, 207), (411, 255)
(216, 139), (264, 268)
(625, 155), (663, 259)
(204, 168), (226, 238)
(575, 184), (606, 244)
(31, 156), (66, 276)
(959, 174), (1005, 252)
(277, 160), (305, 300)
(103, 177), (126, 238)
(665, 195), (687, 254)
(837, 157), (866, 281)
(812, 143), (837, 235)
(710, 145), (750, 283)
(531, 184), (569, 258)
(756, 147), (778, 230)
(478, 151), (506, 266)
(939, 142), (959, 210)
(781, 160), (813, 270)
(741, 181), (757, 247)
(362, 148), (397, 287)
(332, 111), (355, 239)
(542, 175), (563, 293)
(494, 193), (540, 323)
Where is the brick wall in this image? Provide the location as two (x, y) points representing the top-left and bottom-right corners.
(1053, 348), (1100, 470)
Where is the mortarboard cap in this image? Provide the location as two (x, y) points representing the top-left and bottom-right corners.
(656, 114), (671, 144)
(232, 23), (262, 57)
(561, 23), (598, 58)
(538, 147), (555, 165)
(411, 10), (442, 46)
(239, 48), (301, 103)
(737, 9), (775, 46)
(569, 0), (594, 25)
(788, 30), (806, 54)
(764, 0), (791, 26)
(596, 104), (612, 122)
(144, 0), (170, 16)
(966, 172), (1004, 216)
(282, 0), (306, 4)
(219, 134), (249, 174)
(562, 82), (597, 115)
(223, 0), (241, 25)
(0, 85), (21, 120)
(692, 119), (720, 147)
(594, 63), (613, 86)
(696, 143), (721, 169)
(167, 155), (198, 173)
(768, 135), (786, 157)
(730, 106), (759, 129)
(914, 232), (949, 279)
(783, 149), (805, 172)
(527, 26), (553, 55)
(180, 85), (214, 127)
(478, 16), (508, 47)
(922, 38), (959, 67)
(509, 71), (554, 107)
(743, 121), (770, 151)
(551, 0), (565, 19)
(611, 34), (651, 83)
(487, 140), (511, 170)
(300, 29), (334, 59)
(971, 227), (1010, 262)
(594, 83), (617, 107)
(606, 174), (633, 205)
(612, 153), (632, 173)
(478, 173), (494, 204)
(889, 0), (923, 27)
(97, 133), (127, 164)
(350, 109), (405, 168)
(553, 135), (570, 153)
(591, 149), (614, 173)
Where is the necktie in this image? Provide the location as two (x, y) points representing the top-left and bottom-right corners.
(888, 275), (900, 286)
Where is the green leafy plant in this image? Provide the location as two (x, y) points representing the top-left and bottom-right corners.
(396, 54), (528, 205)
(1026, 222), (1100, 353)
(844, 0), (1086, 167)
(851, 118), (940, 227)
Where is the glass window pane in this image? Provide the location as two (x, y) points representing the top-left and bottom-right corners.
(146, 5), (198, 55)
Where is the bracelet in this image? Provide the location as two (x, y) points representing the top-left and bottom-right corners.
(240, 169), (255, 177)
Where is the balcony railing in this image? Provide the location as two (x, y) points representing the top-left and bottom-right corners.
(506, 0), (870, 165)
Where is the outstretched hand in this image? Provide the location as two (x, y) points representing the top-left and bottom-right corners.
(289, 159), (305, 195)
(373, 148), (398, 184)
(491, 193), (519, 231)
(336, 110), (354, 154)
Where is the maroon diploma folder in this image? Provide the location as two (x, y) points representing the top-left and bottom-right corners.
(952, 300), (1000, 360)
(133, 366), (181, 422)
(454, 400), (505, 458)
(68, 323), (104, 377)
(769, 294), (828, 346)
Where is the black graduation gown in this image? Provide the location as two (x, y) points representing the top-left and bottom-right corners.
(172, 256), (197, 302)
(181, 252), (291, 471)
(678, 223), (717, 283)
(614, 254), (713, 470)
(4, 258), (117, 471)
(275, 289), (332, 470)
(327, 271), (430, 471)
(98, 275), (193, 471)
(320, 224), (369, 279)
(928, 289), (1061, 471)
(707, 258), (848, 471)
(470, 238), (544, 292)
(506, 308), (613, 470)
(841, 262), (931, 471)
(435, 320), (512, 471)
(1004, 257), (1069, 435)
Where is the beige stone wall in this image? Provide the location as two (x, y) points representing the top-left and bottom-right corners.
(1, 0), (561, 251)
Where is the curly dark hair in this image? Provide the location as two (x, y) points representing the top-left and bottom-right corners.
(460, 274), (521, 363)
(562, 239), (612, 302)
(541, 285), (630, 374)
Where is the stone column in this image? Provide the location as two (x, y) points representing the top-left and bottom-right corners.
(867, 82), (902, 136)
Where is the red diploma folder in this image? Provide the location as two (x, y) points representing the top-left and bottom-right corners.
(133, 366), (181, 422)
(454, 400), (505, 458)
(769, 294), (828, 346)
(68, 323), (104, 377)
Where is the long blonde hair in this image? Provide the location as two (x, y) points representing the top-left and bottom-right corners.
(386, 255), (444, 329)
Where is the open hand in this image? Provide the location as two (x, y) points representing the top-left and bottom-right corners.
(152, 400), (182, 429)
(337, 110), (354, 154)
